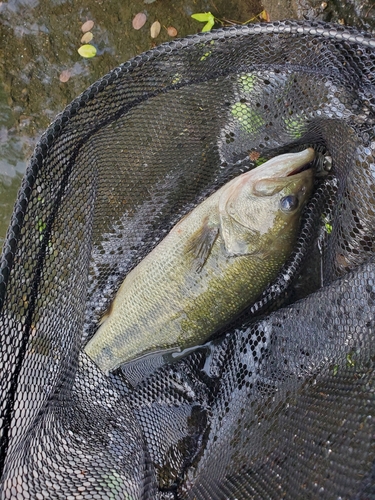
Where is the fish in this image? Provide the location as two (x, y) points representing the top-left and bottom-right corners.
(84, 148), (315, 374)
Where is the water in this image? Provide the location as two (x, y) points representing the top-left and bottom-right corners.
(0, 0), (265, 247)
(0, 0), (374, 249)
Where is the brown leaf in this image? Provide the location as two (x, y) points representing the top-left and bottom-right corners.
(150, 20), (161, 38)
(81, 32), (93, 44)
(167, 26), (177, 37)
(133, 12), (147, 30)
(248, 150), (260, 161)
(81, 20), (94, 33)
(59, 70), (71, 83)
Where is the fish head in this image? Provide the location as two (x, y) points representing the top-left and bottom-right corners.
(219, 148), (315, 256)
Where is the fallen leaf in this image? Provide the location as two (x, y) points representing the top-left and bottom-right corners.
(144, 0), (156, 3)
(78, 44), (97, 58)
(59, 70), (71, 83)
(81, 32), (93, 44)
(81, 20), (94, 33)
(259, 10), (270, 22)
(133, 12), (147, 30)
(191, 12), (215, 32)
(150, 21), (161, 38)
(248, 150), (260, 161)
(191, 12), (211, 22)
(167, 26), (177, 37)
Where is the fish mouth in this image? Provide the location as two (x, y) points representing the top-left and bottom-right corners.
(286, 150), (315, 177)
(287, 164), (312, 177)
(275, 148), (315, 178)
(253, 148), (315, 181)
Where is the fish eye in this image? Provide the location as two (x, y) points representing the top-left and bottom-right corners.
(280, 195), (299, 212)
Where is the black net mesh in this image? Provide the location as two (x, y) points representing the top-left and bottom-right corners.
(1, 20), (375, 499)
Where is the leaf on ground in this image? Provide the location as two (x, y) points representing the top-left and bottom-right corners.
(59, 70), (71, 83)
(167, 26), (178, 37)
(191, 13), (212, 22)
(150, 21), (161, 38)
(81, 32), (93, 44)
(132, 12), (147, 30)
(81, 20), (94, 33)
(191, 12), (215, 32)
(78, 44), (97, 58)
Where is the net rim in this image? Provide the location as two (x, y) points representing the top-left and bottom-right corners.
(1, 19), (374, 308)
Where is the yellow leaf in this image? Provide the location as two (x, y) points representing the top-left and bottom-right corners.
(191, 12), (212, 22)
(78, 44), (97, 58)
(260, 10), (270, 22)
(150, 21), (161, 38)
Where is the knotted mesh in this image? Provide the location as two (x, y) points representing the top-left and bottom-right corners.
(1, 21), (375, 499)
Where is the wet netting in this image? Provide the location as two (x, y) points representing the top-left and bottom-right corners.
(1, 20), (375, 499)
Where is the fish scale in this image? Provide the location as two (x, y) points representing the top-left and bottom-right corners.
(84, 149), (315, 374)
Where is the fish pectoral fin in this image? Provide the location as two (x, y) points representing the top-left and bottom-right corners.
(220, 213), (261, 256)
(186, 217), (219, 272)
(99, 300), (114, 325)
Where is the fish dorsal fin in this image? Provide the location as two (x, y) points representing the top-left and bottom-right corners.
(186, 216), (219, 272)
(220, 211), (261, 256)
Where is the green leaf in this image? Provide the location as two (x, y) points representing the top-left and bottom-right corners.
(231, 102), (265, 134)
(191, 12), (215, 32)
(346, 352), (355, 367)
(321, 215), (332, 234)
(38, 222), (46, 232)
(238, 74), (256, 93)
(325, 222), (332, 234)
(255, 157), (267, 166)
(191, 12), (212, 22)
(78, 44), (97, 58)
(284, 116), (306, 139)
(202, 19), (215, 32)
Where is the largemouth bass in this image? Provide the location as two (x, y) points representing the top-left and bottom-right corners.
(85, 148), (315, 374)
